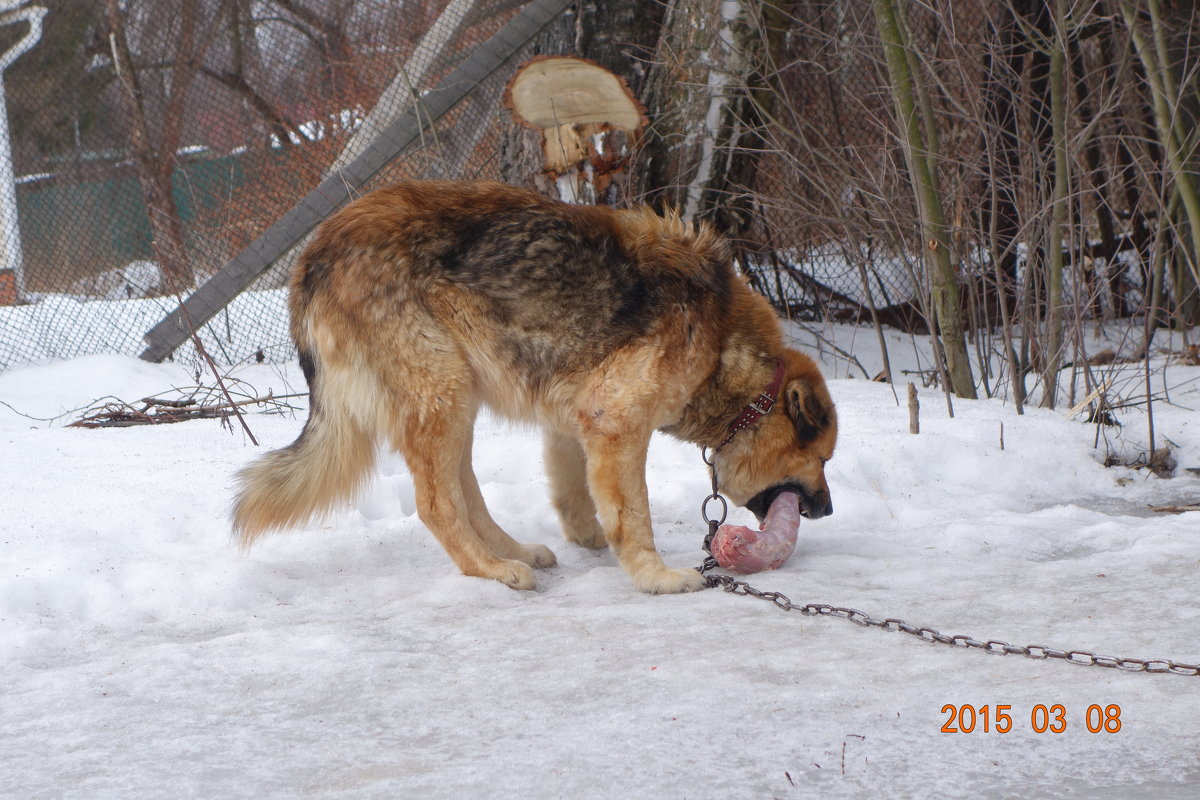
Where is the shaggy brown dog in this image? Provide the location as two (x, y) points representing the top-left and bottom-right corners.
(233, 180), (836, 593)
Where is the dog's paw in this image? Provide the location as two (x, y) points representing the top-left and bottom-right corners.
(484, 559), (538, 591)
(515, 543), (558, 569)
(562, 517), (607, 549)
(632, 565), (708, 595)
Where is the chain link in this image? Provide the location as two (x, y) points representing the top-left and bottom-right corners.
(695, 557), (1200, 677)
(700, 447), (725, 553)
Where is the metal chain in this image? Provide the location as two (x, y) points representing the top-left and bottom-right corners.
(693, 448), (1198, 677)
(699, 447), (726, 554)
(695, 556), (1200, 677)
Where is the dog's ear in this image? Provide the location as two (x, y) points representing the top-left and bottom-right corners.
(783, 378), (831, 444)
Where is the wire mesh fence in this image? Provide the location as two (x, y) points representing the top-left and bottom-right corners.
(0, 0), (544, 372)
(0, 0), (1196, 380)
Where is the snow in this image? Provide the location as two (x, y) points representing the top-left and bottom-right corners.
(2, 326), (1199, 798)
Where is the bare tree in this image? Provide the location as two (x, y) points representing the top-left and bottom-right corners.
(704, 0), (1196, 411)
(872, 0), (977, 399)
(265, 0), (364, 109)
(106, 0), (218, 293)
(199, 0), (309, 149)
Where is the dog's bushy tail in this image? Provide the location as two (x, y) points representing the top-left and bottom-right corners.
(232, 348), (379, 549)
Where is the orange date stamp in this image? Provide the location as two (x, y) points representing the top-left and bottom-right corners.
(940, 704), (1123, 734)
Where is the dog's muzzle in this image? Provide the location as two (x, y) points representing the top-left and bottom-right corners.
(745, 482), (833, 523)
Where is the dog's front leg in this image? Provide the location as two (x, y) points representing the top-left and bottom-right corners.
(581, 431), (707, 594)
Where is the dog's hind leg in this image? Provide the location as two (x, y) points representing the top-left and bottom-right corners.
(544, 431), (606, 550)
(396, 402), (538, 590)
(459, 425), (557, 569)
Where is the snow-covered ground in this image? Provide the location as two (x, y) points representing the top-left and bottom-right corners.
(2, 325), (1198, 799)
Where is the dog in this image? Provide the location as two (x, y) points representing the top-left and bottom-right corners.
(232, 180), (837, 593)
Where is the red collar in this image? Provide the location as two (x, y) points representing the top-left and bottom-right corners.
(714, 361), (784, 452)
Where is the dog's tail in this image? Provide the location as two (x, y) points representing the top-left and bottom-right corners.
(231, 344), (379, 549)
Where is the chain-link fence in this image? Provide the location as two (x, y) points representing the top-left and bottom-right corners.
(0, 0), (553, 372)
(1, 0), (1196, 376)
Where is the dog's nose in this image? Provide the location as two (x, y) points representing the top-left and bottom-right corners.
(804, 491), (832, 520)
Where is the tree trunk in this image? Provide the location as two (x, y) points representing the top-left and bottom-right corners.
(267, 0), (364, 108)
(639, 0), (750, 221)
(872, 0), (976, 399)
(497, 0), (778, 233)
(1039, 0), (1069, 408)
(499, 0), (666, 205)
(981, 2), (1024, 294)
(106, 0), (210, 294)
(1120, 0), (1200, 298)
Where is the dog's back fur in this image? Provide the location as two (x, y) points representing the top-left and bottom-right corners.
(233, 180), (836, 593)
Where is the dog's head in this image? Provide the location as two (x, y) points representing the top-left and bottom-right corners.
(716, 349), (837, 523)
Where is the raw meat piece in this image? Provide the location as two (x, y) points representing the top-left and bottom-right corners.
(710, 491), (801, 573)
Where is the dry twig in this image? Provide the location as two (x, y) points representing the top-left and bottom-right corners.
(69, 379), (304, 430)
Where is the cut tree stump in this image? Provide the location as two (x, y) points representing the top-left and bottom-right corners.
(505, 56), (646, 180)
